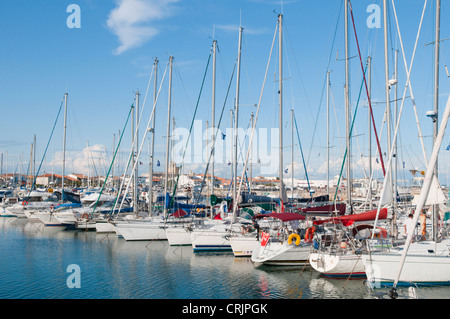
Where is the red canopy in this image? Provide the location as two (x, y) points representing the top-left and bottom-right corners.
(313, 208), (388, 226)
(172, 209), (188, 218)
(254, 212), (306, 222)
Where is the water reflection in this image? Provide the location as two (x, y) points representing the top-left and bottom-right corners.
(2, 217), (449, 299)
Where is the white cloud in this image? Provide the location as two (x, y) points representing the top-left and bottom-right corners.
(107, 0), (180, 55)
(48, 144), (109, 175)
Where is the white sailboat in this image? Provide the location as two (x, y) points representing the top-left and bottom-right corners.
(250, 212), (312, 266)
(363, 94), (450, 288)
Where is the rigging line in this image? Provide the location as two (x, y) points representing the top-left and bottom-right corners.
(333, 63), (368, 204)
(196, 59), (237, 209)
(232, 20), (278, 220)
(168, 49), (213, 215)
(282, 21), (309, 116)
(92, 104), (133, 217)
(293, 114), (311, 195)
(113, 60), (169, 215)
(349, 0), (386, 176)
(26, 99), (64, 201)
(371, 0), (428, 239)
(330, 83), (344, 154)
(306, 0), (344, 167)
(391, 0), (429, 166)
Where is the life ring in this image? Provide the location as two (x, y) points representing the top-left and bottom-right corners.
(287, 233), (301, 246)
(305, 227), (315, 243)
(22, 201), (28, 206)
(81, 213), (89, 219)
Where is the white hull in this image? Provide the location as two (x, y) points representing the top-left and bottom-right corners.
(229, 235), (259, 257)
(114, 221), (167, 241)
(23, 211), (41, 222)
(75, 220), (97, 230)
(95, 221), (116, 233)
(54, 212), (77, 226)
(166, 227), (192, 246)
(191, 229), (232, 252)
(362, 240), (450, 286)
(309, 252), (366, 277)
(34, 212), (65, 226)
(251, 241), (311, 266)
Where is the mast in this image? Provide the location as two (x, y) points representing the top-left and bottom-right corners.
(62, 93), (68, 201)
(134, 89), (140, 214)
(164, 56), (174, 218)
(250, 112), (254, 193)
(368, 56), (372, 209)
(327, 71), (330, 198)
(211, 40), (217, 199)
(345, 0), (352, 211)
(233, 27), (243, 222)
(291, 109), (294, 201)
(149, 58), (158, 216)
(383, 0), (392, 210)
(278, 13), (283, 209)
(433, 0), (441, 242)
(394, 49), (399, 213)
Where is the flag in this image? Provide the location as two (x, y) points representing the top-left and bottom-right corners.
(157, 160), (160, 167)
(446, 143), (450, 151)
(222, 133), (226, 140)
(403, 161), (405, 168)
(376, 158), (379, 163)
(284, 168), (288, 173)
(261, 232), (270, 246)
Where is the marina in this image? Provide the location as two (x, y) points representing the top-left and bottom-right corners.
(1, 216), (450, 301)
(1, 0), (450, 303)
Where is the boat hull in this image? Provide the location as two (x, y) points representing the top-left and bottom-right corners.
(114, 222), (167, 241)
(251, 241), (311, 266)
(191, 230), (232, 252)
(229, 236), (259, 257)
(309, 252), (366, 278)
(166, 227), (192, 246)
(362, 244), (450, 287)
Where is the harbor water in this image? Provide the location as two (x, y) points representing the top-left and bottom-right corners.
(1, 217), (450, 301)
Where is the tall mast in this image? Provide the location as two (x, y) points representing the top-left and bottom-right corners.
(211, 40), (217, 199)
(291, 109), (294, 201)
(433, 0), (441, 242)
(345, 0), (351, 210)
(433, 0), (440, 177)
(233, 27), (243, 222)
(62, 93), (68, 201)
(368, 56), (372, 209)
(383, 0), (392, 209)
(278, 13), (284, 209)
(164, 56), (174, 218)
(394, 50), (399, 212)
(134, 89), (140, 214)
(250, 112), (254, 193)
(327, 71), (330, 198)
(149, 58), (158, 215)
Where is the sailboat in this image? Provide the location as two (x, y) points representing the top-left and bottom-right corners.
(31, 93), (82, 227)
(361, 0), (450, 290)
(308, 207), (390, 277)
(363, 95), (450, 287)
(250, 212), (312, 266)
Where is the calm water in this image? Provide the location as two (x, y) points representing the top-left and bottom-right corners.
(1, 217), (450, 300)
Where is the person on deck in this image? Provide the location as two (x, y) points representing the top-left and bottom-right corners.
(404, 213), (417, 241)
(419, 210), (427, 240)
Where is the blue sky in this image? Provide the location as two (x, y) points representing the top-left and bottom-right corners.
(0, 0), (449, 186)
